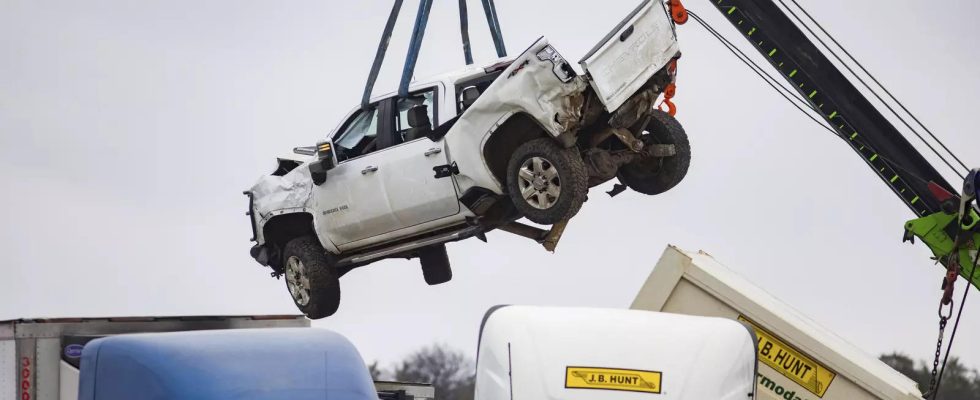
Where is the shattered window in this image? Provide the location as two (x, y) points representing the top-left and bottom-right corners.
(334, 106), (380, 160)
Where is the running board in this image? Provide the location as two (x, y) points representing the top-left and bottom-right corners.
(336, 225), (484, 268)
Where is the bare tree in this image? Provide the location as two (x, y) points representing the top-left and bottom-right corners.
(368, 360), (387, 381)
(881, 352), (980, 399)
(394, 344), (475, 400)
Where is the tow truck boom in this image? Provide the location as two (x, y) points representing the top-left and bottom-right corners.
(705, 0), (954, 215)
(692, 0), (979, 290)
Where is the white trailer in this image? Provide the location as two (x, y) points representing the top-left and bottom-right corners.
(632, 246), (923, 400)
(0, 315), (308, 400)
(475, 305), (759, 400)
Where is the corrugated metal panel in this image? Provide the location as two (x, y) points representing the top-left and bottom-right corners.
(36, 339), (61, 400)
(16, 338), (37, 400)
(1, 340), (15, 400)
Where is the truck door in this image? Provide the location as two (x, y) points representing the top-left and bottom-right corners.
(378, 87), (461, 232)
(313, 103), (400, 246)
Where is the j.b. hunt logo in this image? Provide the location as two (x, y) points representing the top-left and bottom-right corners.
(565, 366), (662, 394)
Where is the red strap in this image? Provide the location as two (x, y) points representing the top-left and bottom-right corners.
(659, 83), (678, 116)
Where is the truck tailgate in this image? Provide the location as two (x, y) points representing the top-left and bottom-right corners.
(579, 0), (680, 111)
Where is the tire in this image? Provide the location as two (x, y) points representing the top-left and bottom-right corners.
(419, 245), (452, 286)
(617, 110), (691, 195)
(506, 138), (589, 225)
(282, 236), (341, 319)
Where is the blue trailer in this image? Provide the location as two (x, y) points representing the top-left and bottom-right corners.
(78, 328), (377, 400)
(1, 316), (433, 400)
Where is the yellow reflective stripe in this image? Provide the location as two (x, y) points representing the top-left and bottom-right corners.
(869, 154), (878, 161)
(809, 90), (818, 98)
(728, 6), (737, 14)
(850, 132), (858, 140)
(768, 48), (778, 57)
(828, 111), (838, 119)
(789, 69), (798, 77)
(748, 27), (757, 36)
(911, 196), (920, 204)
(890, 175), (900, 183)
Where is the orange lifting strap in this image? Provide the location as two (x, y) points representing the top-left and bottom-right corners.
(658, 59), (679, 116)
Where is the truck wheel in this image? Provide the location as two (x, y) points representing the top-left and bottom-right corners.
(282, 236), (341, 319)
(617, 110), (690, 195)
(506, 138), (589, 225)
(419, 244), (452, 285)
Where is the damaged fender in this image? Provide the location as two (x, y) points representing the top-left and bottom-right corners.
(248, 162), (315, 246)
(444, 37), (589, 194)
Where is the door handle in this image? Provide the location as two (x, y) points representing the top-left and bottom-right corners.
(361, 166), (379, 174)
(424, 148), (443, 157)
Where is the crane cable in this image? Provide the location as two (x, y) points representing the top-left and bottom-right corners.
(772, 0), (966, 180)
(686, 11), (937, 187)
(783, 0), (970, 177)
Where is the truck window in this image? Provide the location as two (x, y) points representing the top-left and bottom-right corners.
(395, 88), (436, 142)
(334, 105), (380, 161)
(455, 70), (503, 113)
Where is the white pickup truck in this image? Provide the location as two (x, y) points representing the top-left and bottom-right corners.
(245, 0), (688, 318)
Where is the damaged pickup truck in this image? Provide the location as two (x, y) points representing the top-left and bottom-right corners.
(245, 1), (689, 318)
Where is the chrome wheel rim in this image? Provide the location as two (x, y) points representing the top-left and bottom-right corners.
(285, 256), (311, 306)
(517, 156), (561, 210)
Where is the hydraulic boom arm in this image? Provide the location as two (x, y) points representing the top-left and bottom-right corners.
(693, 0), (979, 288)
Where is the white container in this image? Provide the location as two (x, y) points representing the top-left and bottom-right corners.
(631, 246), (923, 400)
(474, 305), (758, 400)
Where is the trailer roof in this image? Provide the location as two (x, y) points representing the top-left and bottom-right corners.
(78, 328), (377, 400)
(0, 315), (309, 339)
(0, 314), (303, 324)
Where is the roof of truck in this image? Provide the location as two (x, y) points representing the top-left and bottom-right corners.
(77, 328), (377, 400)
(365, 55), (516, 103)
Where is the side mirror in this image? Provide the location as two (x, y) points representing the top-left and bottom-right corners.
(292, 146), (316, 156)
(309, 140), (336, 186)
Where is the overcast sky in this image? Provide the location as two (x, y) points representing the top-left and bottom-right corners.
(2, 0), (979, 372)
